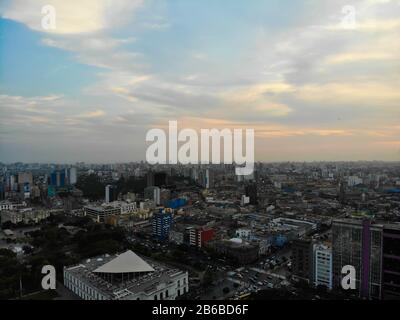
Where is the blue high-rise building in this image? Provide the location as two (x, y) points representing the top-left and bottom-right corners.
(50, 170), (66, 187)
(152, 211), (173, 241)
(50, 172), (57, 186)
(0, 182), (5, 200)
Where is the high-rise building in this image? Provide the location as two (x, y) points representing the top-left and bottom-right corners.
(292, 239), (314, 284)
(105, 185), (117, 203)
(50, 170), (65, 187)
(189, 227), (215, 248)
(69, 167), (77, 185)
(314, 244), (333, 290)
(245, 183), (258, 205)
(146, 171), (155, 187)
(154, 172), (168, 187)
(205, 169), (214, 189)
(18, 172), (33, 185)
(152, 211), (173, 241)
(144, 186), (161, 206)
(0, 182), (4, 200)
(382, 225), (400, 300)
(332, 219), (383, 299)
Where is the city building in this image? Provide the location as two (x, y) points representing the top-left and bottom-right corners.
(314, 244), (333, 290)
(292, 239), (314, 284)
(189, 226), (215, 248)
(105, 185), (117, 203)
(245, 183), (258, 205)
(382, 224), (400, 300)
(0, 200), (26, 211)
(152, 211), (173, 241)
(69, 167), (78, 185)
(84, 205), (121, 223)
(332, 219), (383, 299)
(50, 170), (66, 187)
(211, 238), (259, 265)
(18, 172), (33, 185)
(64, 250), (188, 300)
(1, 208), (51, 225)
(144, 186), (161, 206)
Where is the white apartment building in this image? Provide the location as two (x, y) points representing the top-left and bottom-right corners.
(314, 244), (333, 290)
(1, 208), (50, 224)
(0, 201), (27, 211)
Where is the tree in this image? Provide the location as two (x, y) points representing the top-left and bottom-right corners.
(75, 174), (105, 200)
(223, 287), (230, 294)
(202, 268), (215, 288)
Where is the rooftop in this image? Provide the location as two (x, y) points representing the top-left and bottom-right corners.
(64, 250), (186, 299)
(94, 250), (155, 274)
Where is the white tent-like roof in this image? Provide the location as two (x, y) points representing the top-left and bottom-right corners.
(94, 250), (155, 274)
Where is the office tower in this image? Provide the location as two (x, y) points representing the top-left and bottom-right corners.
(245, 183), (258, 205)
(58, 170), (66, 187)
(292, 239), (314, 284)
(339, 181), (346, 204)
(0, 182), (4, 200)
(144, 186), (161, 206)
(50, 170), (66, 187)
(50, 171), (57, 186)
(152, 211), (173, 241)
(191, 168), (198, 181)
(154, 172), (168, 187)
(146, 171), (155, 187)
(9, 175), (17, 191)
(205, 169), (214, 189)
(382, 225), (400, 300)
(18, 172), (33, 185)
(189, 227), (215, 248)
(198, 170), (206, 188)
(314, 244), (333, 290)
(69, 167), (77, 185)
(105, 185), (117, 203)
(332, 219), (383, 299)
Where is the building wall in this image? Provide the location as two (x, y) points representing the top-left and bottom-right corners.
(314, 246), (333, 289)
(292, 239), (313, 283)
(382, 226), (400, 300)
(332, 219), (383, 299)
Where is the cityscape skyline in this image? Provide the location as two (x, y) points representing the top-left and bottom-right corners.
(1, 0), (400, 163)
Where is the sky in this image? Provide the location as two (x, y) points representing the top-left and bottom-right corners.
(0, 0), (399, 163)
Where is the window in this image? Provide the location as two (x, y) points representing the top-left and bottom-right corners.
(154, 295), (158, 300)
(166, 290), (169, 298)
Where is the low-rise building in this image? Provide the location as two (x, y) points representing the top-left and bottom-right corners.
(64, 250), (188, 300)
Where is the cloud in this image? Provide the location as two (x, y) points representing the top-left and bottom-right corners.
(2, 0), (143, 34)
(77, 110), (106, 119)
(1, 0), (400, 162)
